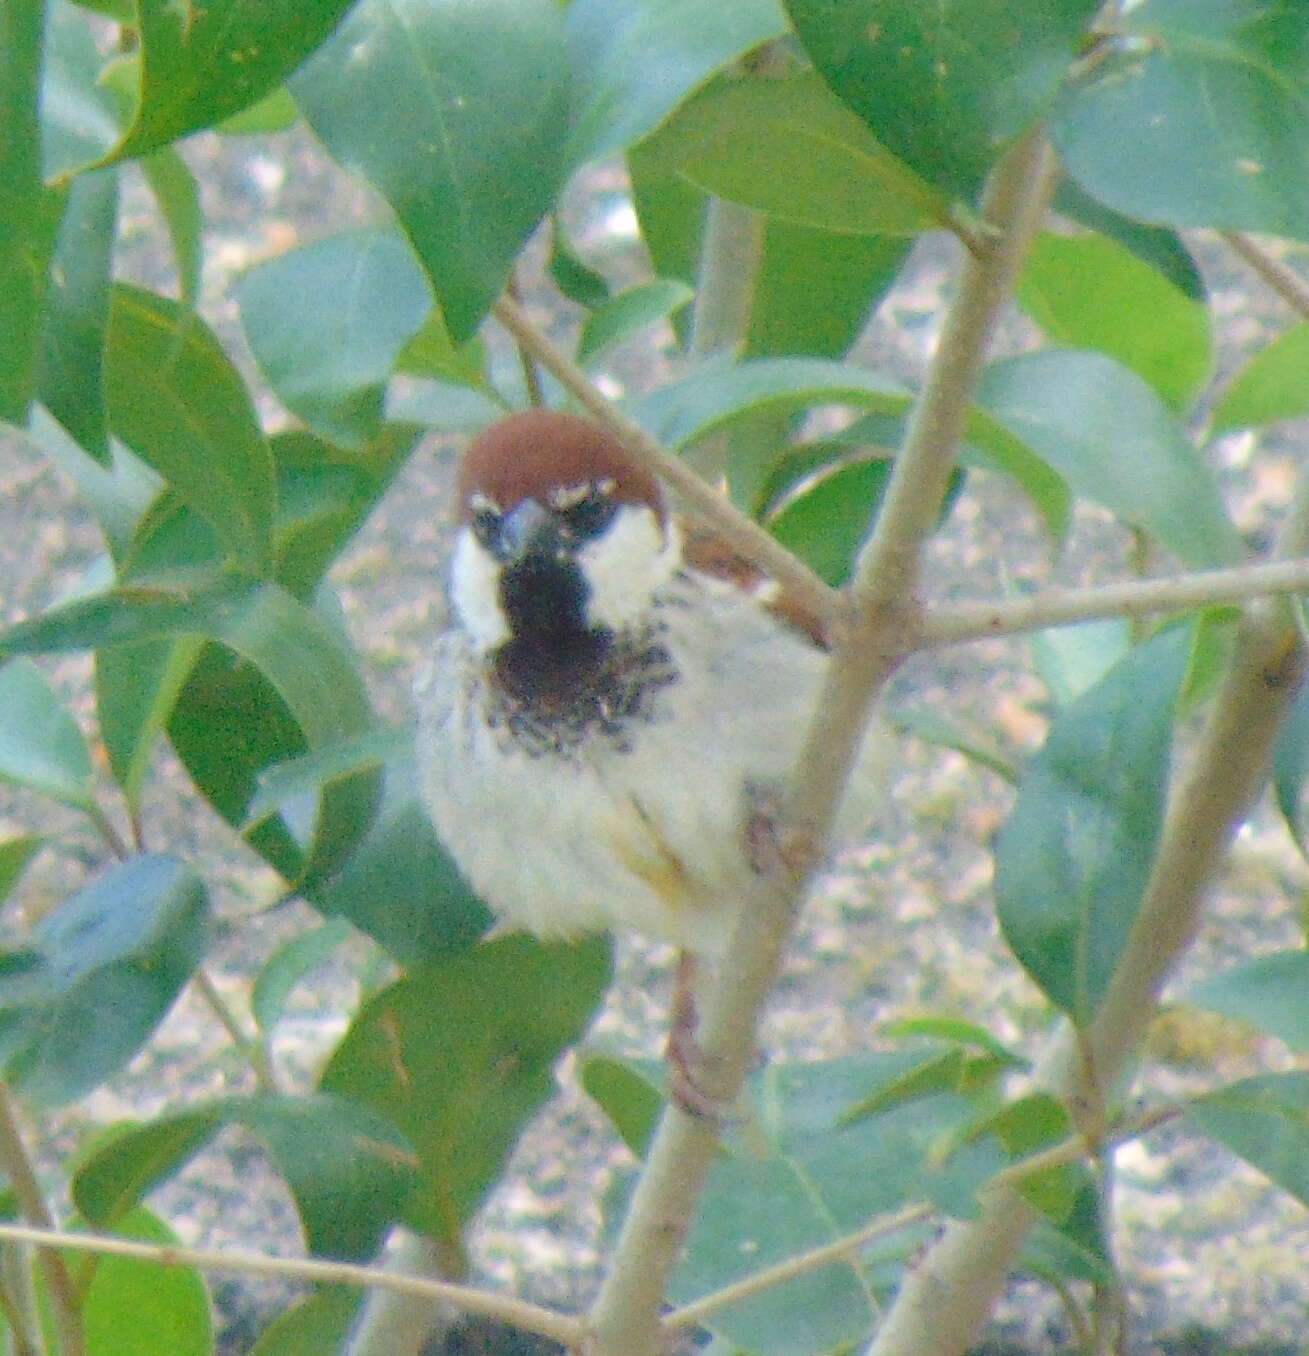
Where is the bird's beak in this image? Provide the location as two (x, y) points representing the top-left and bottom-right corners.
(500, 498), (563, 563)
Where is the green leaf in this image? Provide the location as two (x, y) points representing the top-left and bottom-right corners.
(98, 0), (358, 164)
(1053, 0), (1309, 239)
(1274, 678), (1309, 859)
(746, 224), (910, 361)
(237, 227), (433, 449)
(884, 706), (1019, 785)
(0, 854), (209, 1104)
(216, 83), (299, 136)
(41, 0), (122, 178)
(788, 0), (1100, 201)
(1017, 232), (1212, 410)
(1187, 951), (1309, 1052)
(106, 284), (276, 575)
(564, 0), (788, 171)
(579, 1053), (664, 1159)
(1185, 1072), (1309, 1209)
(0, 836), (44, 905)
(664, 1056), (1006, 1354)
(578, 280), (694, 368)
(1054, 178), (1206, 302)
(628, 356), (908, 450)
(638, 68), (945, 235)
(252, 918), (355, 1034)
(0, 0), (60, 423)
(0, 658), (95, 809)
(995, 625), (1192, 1023)
(977, 350), (1243, 567)
(883, 1016), (1027, 1069)
(1029, 616), (1132, 710)
(1211, 321), (1309, 434)
(74, 1093), (416, 1260)
(249, 1286), (360, 1356)
(547, 218), (611, 309)
(0, 579), (383, 889)
(36, 168), (118, 461)
(96, 637), (204, 810)
(321, 934), (610, 1241)
(72, 1206), (213, 1356)
(140, 148), (202, 309)
(766, 456), (891, 587)
(292, 0), (570, 342)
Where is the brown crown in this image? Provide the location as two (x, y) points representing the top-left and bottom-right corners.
(457, 411), (665, 523)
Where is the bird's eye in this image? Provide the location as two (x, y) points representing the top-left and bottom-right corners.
(470, 506), (503, 551)
(558, 490), (616, 542)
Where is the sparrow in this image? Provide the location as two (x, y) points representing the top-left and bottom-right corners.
(414, 409), (881, 1105)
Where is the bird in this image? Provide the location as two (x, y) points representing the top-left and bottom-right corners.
(414, 408), (882, 1109)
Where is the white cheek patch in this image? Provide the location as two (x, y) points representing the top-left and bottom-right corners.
(580, 508), (680, 632)
(449, 528), (510, 650)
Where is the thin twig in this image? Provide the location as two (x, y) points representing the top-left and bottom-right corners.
(491, 294), (841, 630)
(505, 274), (545, 407)
(84, 800), (130, 861)
(664, 1204), (932, 1331)
(1223, 232), (1309, 321)
(191, 968), (278, 1093)
(0, 1087), (83, 1356)
(0, 1222), (583, 1348)
(918, 556), (1309, 649)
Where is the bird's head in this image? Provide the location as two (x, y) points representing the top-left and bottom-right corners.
(449, 410), (680, 658)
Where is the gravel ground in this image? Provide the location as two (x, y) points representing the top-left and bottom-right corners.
(3, 123), (1309, 1355)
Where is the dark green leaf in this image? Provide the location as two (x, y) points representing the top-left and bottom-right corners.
(766, 456), (891, 586)
(1274, 678), (1309, 859)
(995, 625), (1192, 1022)
(252, 918), (355, 1034)
(140, 148), (202, 308)
(1, 0), (59, 422)
(321, 934), (610, 1241)
(578, 280), (694, 368)
(1053, 0), (1309, 239)
(1186, 1072), (1309, 1209)
(106, 284), (276, 575)
(789, 0), (1100, 201)
(102, 0), (358, 163)
(977, 350), (1243, 567)
(883, 1016), (1027, 1068)
(1211, 322), (1309, 434)
(74, 1206), (213, 1356)
(36, 168), (118, 461)
(1017, 232), (1212, 410)
(292, 0), (570, 342)
(564, 0), (788, 171)
(547, 218), (611, 308)
(74, 1093), (416, 1260)
(1019, 1180), (1114, 1286)
(237, 227), (433, 449)
(0, 837), (43, 905)
(0, 854), (209, 1103)
(249, 1287), (360, 1356)
(0, 658), (95, 808)
(1187, 951), (1309, 1052)
(1054, 178), (1206, 302)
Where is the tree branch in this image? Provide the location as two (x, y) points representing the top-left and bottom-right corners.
(492, 294), (842, 630)
(918, 556), (1309, 649)
(865, 491), (1309, 1356)
(0, 1221), (582, 1348)
(1222, 232), (1309, 321)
